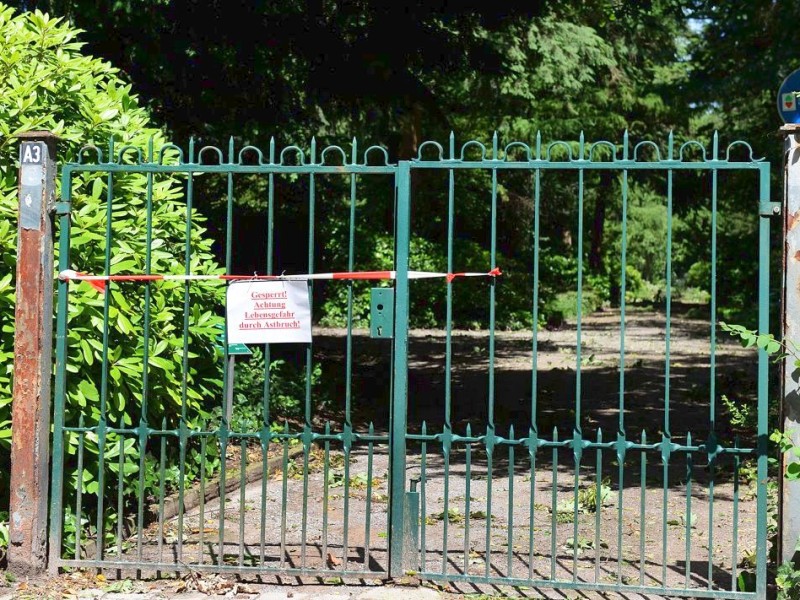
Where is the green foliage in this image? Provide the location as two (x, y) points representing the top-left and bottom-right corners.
(0, 6), (227, 553)
(0, 511), (7, 561)
(225, 347), (322, 431)
(771, 430), (800, 482)
(576, 479), (615, 513)
(721, 394), (755, 433)
(777, 559), (800, 600)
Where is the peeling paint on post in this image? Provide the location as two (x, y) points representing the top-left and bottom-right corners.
(783, 124), (800, 565)
(9, 131), (58, 575)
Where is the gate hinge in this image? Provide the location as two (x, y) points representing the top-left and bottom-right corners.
(54, 201), (72, 216)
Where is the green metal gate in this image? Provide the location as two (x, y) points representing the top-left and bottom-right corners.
(49, 132), (774, 599)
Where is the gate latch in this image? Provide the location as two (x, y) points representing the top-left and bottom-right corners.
(370, 288), (394, 339)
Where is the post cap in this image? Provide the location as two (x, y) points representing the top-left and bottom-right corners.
(15, 131), (61, 142)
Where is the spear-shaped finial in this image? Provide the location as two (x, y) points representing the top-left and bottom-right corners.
(535, 130), (542, 160)
(712, 130), (719, 160)
(668, 130), (674, 161)
(623, 129), (629, 161)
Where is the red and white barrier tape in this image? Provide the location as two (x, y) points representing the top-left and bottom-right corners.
(59, 267), (502, 292)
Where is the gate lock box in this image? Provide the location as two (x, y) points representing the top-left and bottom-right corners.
(370, 288), (394, 339)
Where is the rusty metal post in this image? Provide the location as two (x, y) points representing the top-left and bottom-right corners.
(8, 131), (58, 575)
(782, 124), (800, 565)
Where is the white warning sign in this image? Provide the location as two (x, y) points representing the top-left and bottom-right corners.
(226, 280), (311, 344)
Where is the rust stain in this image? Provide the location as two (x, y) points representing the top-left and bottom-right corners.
(794, 251), (800, 262)
(789, 210), (800, 231)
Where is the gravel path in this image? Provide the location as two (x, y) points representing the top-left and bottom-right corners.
(126, 306), (761, 598)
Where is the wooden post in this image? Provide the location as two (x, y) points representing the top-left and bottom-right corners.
(8, 131), (58, 575)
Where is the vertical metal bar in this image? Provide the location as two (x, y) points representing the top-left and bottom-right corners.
(419, 422), (427, 572)
(483, 135), (499, 581)
(731, 438), (740, 591)
(685, 433), (693, 589)
(177, 161), (194, 565)
(49, 167), (73, 571)
(217, 427), (228, 566)
(345, 141), (357, 426)
(199, 434), (207, 565)
(528, 145), (541, 583)
(484, 442), (494, 579)
(575, 163), (584, 431)
(279, 422), (290, 567)
(157, 419), (167, 566)
(442, 437), (450, 575)
(619, 163), (628, 430)
(616, 445), (624, 584)
(507, 426), (515, 577)
(389, 161), (411, 577)
(305, 140), (316, 428)
(136, 140), (155, 573)
(528, 426), (536, 581)
(438, 147), (456, 578)
(342, 428), (352, 570)
(239, 437), (247, 566)
(550, 428), (558, 581)
(706, 137), (719, 589)
(709, 136), (718, 429)
(464, 423), (473, 576)
(756, 164), (770, 598)
(259, 428), (268, 567)
(616, 142), (628, 588)
(594, 430), (602, 584)
(142, 141), (156, 389)
(217, 141), (235, 568)
(74, 419), (85, 561)
(304, 142), (317, 570)
(365, 421), (375, 571)
(94, 164), (115, 565)
(639, 431), (647, 585)
(707, 456), (716, 589)
(531, 156), (541, 429)
(260, 140), (276, 568)
(488, 141), (498, 427)
(321, 422), (330, 568)
(116, 435), (124, 568)
(663, 136), (674, 587)
(445, 144), (455, 429)
(572, 454), (579, 582)
(301, 425), (311, 568)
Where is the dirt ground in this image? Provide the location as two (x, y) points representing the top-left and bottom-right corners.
(103, 306), (763, 599)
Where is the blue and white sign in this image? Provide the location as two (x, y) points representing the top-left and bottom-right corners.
(778, 68), (800, 124)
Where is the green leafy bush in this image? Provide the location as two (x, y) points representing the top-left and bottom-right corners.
(0, 6), (227, 553)
(225, 347), (323, 432)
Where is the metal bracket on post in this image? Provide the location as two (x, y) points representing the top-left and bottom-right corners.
(782, 124), (800, 566)
(402, 478), (420, 574)
(9, 131), (58, 575)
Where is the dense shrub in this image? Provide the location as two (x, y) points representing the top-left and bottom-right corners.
(0, 7), (225, 552)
